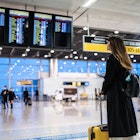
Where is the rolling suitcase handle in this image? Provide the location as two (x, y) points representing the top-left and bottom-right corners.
(99, 96), (108, 131)
(88, 96), (108, 140)
(99, 96), (103, 125)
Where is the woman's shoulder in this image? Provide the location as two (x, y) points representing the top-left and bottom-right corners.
(108, 54), (118, 62)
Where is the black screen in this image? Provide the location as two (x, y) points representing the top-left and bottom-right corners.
(54, 15), (72, 49)
(33, 12), (52, 47)
(8, 9), (29, 46)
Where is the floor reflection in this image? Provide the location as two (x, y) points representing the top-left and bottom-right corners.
(0, 98), (139, 140)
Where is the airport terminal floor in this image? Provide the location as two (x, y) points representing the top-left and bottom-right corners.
(0, 98), (140, 140)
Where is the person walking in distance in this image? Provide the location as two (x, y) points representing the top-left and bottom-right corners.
(23, 88), (29, 106)
(36, 89), (39, 101)
(8, 88), (16, 109)
(1, 86), (9, 109)
(101, 36), (138, 140)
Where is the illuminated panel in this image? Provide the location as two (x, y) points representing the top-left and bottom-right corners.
(55, 16), (72, 33)
(8, 9), (29, 45)
(0, 8), (5, 26)
(0, 8), (5, 45)
(54, 15), (72, 49)
(33, 13), (52, 47)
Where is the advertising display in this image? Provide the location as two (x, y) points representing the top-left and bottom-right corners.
(54, 15), (72, 49)
(33, 12), (53, 47)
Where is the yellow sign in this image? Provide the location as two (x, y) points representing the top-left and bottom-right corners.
(17, 80), (32, 85)
(83, 43), (140, 54)
(83, 35), (140, 54)
(77, 82), (81, 87)
(72, 82), (76, 86)
(83, 43), (109, 53)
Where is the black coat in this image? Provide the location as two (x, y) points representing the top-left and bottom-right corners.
(102, 54), (138, 137)
(1, 89), (8, 102)
(9, 91), (16, 101)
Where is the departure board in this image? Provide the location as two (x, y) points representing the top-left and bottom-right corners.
(0, 8), (5, 45)
(8, 9), (29, 45)
(33, 13), (52, 47)
(0, 8), (5, 26)
(54, 15), (72, 49)
(55, 16), (72, 33)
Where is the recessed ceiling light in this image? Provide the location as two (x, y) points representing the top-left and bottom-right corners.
(91, 34), (96, 37)
(65, 56), (68, 59)
(83, 26), (88, 30)
(73, 51), (77, 54)
(26, 48), (30, 52)
(84, 56), (87, 60)
(101, 58), (105, 61)
(22, 54), (26, 57)
(130, 55), (134, 58)
(94, 53), (98, 56)
(0, 47), (3, 50)
(74, 56), (78, 59)
(133, 59), (136, 62)
(44, 55), (48, 58)
(50, 50), (55, 53)
(114, 30), (119, 34)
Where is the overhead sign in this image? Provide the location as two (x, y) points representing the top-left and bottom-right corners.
(83, 35), (140, 54)
(17, 80), (32, 85)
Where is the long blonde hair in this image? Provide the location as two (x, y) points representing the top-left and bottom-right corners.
(108, 36), (132, 70)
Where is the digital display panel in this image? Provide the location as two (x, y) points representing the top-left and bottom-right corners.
(54, 15), (72, 49)
(0, 8), (5, 45)
(33, 13), (52, 47)
(55, 16), (72, 33)
(0, 8), (5, 26)
(8, 9), (29, 45)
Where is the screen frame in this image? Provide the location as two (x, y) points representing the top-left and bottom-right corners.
(53, 14), (73, 50)
(31, 11), (54, 49)
(5, 8), (31, 47)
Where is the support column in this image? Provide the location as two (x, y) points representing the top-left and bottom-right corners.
(50, 58), (58, 77)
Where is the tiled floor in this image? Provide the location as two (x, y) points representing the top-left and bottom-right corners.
(0, 98), (140, 140)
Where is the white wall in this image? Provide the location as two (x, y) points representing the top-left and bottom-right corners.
(40, 73), (104, 99)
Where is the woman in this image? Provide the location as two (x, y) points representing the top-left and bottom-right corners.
(101, 36), (138, 140)
(9, 88), (16, 109)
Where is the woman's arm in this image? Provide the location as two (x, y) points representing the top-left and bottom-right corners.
(101, 55), (117, 95)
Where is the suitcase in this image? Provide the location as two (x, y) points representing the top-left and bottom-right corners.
(88, 97), (109, 140)
(28, 97), (32, 106)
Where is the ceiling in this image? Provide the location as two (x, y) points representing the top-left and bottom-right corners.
(1, 0), (140, 62)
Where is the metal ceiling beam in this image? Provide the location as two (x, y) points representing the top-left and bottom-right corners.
(10, 48), (15, 56)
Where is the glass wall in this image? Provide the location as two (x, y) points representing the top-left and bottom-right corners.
(0, 58), (50, 96)
(0, 57), (139, 96)
(58, 59), (106, 74)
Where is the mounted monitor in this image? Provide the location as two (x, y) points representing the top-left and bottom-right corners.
(7, 9), (30, 46)
(32, 12), (53, 48)
(0, 8), (5, 45)
(54, 15), (72, 49)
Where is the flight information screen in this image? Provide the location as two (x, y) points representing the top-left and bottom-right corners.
(33, 13), (52, 47)
(0, 8), (5, 26)
(0, 8), (5, 45)
(55, 16), (72, 33)
(8, 9), (29, 45)
(54, 16), (72, 49)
